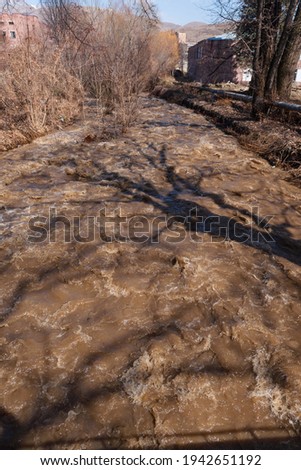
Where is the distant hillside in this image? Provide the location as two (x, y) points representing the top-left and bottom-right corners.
(160, 22), (182, 31)
(160, 21), (229, 45)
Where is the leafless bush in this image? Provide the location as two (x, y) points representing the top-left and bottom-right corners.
(1, 0), (178, 146)
(42, 0), (178, 131)
(86, 7), (178, 129)
(0, 39), (84, 141)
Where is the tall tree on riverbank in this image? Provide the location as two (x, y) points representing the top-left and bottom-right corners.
(252, 0), (301, 105)
(214, 0), (301, 110)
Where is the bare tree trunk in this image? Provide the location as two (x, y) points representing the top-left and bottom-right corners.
(257, 0), (281, 100)
(276, 3), (301, 99)
(252, 0), (264, 118)
(264, 0), (299, 99)
(214, 0), (301, 115)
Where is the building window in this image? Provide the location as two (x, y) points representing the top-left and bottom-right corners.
(197, 46), (202, 59)
(2, 31), (6, 37)
(10, 31), (16, 39)
(9, 21), (14, 25)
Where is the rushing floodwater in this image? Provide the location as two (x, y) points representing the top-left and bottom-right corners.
(1, 97), (301, 449)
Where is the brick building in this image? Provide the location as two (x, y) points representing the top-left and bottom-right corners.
(188, 33), (301, 86)
(0, 0), (44, 49)
(188, 33), (252, 85)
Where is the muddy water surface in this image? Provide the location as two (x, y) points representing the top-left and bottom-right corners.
(1, 98), (301, 449)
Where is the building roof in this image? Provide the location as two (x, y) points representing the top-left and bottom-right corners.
(208, 32), (236, 41)
(0, 0), (37, 15)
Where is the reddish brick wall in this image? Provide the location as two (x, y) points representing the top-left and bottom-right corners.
(188, 38), (243, 84)
(0, 13), (44, 48)
(189, 38), (301, 86)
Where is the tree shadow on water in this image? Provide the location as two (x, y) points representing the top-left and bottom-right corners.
(87, 143), (301, 267)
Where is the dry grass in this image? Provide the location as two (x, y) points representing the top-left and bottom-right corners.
(240, 131), (300, 163)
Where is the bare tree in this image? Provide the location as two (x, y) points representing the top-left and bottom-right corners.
(137, 0), (158, 21)
(275, 2), (301, 99)
(41, 0), (175, 131)
(212, 0), (301, 111)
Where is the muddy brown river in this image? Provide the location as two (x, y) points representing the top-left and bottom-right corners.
(1, 97), (301, 449)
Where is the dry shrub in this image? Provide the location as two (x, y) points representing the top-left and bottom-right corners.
(93, 6), (154, 130)
(0, 39), (84, 144)
(42, 0), (179, 131)
(84, 10), (178, 130)
(149, 31), (179, 86)
(1, 0), (179, 147)
(77, 5), (169, 131)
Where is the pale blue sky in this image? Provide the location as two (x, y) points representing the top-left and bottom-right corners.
(155, 0), (215, 25)
(30, 0), (216, 24)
